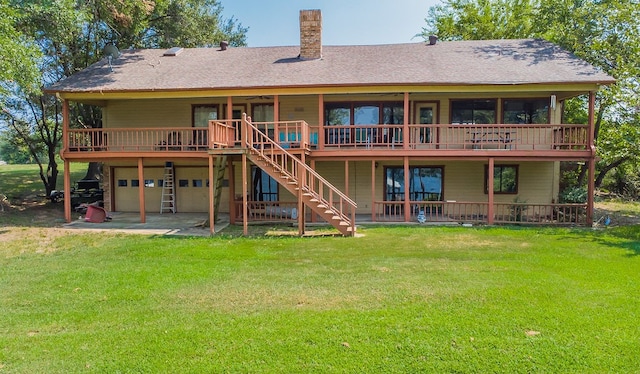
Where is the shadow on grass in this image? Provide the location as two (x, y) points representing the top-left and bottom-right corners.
(587, 225), (640, 257)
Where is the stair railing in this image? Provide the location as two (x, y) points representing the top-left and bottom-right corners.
(241, 114), (357, 234)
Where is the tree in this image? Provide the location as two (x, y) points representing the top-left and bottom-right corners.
(0, 0), (41, 99)
(422, 0), (640, 193)
(3, 0), (247, 195)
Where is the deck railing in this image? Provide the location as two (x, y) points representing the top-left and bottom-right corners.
(66, 127), (210, 152)
(322, 124), (588, 150)
(373, 201), (587, 225)
(234, 201), (299, 221)
(65, 123), (588, 154)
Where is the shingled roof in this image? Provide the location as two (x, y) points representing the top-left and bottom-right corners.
(47, 39), (614, 94)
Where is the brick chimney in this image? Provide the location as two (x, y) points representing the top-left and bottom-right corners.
(299, 9), (322, 60)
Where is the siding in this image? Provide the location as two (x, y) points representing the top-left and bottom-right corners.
(104, 93), (560, 129)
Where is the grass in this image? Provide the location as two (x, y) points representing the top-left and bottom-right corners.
(1, 225), (640, 372)
(0, 163), (86, 226)
(1, 164), (640, 372)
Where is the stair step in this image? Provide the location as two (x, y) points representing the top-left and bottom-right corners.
(324, 210), (333, 214)
(339, 221), (350, 226)
(332, 216), (342, 221)
(317, 204), (327, 209)
(309, 198), (319, 203)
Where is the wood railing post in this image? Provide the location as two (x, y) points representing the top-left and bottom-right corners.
(241, 113), (248, 147)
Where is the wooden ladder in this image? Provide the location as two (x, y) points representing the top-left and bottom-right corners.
(160, 161), (176, 213)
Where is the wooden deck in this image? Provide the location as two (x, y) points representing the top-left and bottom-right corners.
(63, 121), (590, 159)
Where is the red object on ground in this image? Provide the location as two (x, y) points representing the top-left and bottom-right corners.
(85, 204), (107, 223)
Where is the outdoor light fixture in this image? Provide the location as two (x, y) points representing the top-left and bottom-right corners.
(550, 94), (557, 110)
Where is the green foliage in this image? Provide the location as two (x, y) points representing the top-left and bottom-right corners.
(422, 0), (640, 191)
(2, 0), (248, 197)
(1, 226), (640, 372)
(0, 127), (43, 164)
(559, 185), (587, 203)
(0, 0), (41, 99)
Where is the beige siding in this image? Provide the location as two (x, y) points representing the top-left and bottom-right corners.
(105, 98), (227, 128)
(104, 93), (559, 129)
(312, 161), (557, 211)
(112, 165), (224, 213)
(279, 95), (319, 125)
(175, 167), (209, 212)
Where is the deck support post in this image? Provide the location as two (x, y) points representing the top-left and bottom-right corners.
(318, 94), (324, 151)
(228, 158), (236, 225)
(310, 159), (317, 223)
(344, 161), (349, 196)
(242, 152), (248, 236)
(64, 159), (71, 222)
(137, 157), (146, 223)
(403, 92), (410, 150)
(587, 159), (595, 226)
(371, 160), (376, 222)
(62, 100), (71, 223)
(586, 90), (596, 225)
(298, 162), (305, 236)
(403, 156), (410, 222)
(487, 158), (495, 225)
(208, 155), (215, 234)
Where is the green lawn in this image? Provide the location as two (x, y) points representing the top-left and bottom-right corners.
(0, 163), (87, 201)
(0, 163), (87, 226)
(1, 225), (639, 373)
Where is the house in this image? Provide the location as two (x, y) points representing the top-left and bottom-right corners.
(47, 9), (614, 236)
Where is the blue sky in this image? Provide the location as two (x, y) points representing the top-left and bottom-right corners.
(221, 0), (441, 47)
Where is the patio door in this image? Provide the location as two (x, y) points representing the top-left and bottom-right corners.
(414, 103), (437, 148)
(252, 103), (275, 140)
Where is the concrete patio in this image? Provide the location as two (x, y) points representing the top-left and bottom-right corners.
(63, 212), (227, 236)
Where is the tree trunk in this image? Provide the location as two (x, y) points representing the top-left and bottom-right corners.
(83, 162), (103, 180)
(594, 157), (629, 189)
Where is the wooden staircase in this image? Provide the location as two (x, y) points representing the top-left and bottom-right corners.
(241, 116), (357, 236)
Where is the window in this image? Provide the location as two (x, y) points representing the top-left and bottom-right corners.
(178, 179), (189, 187)
(325, 102), (404, 144)
(252, 104), (275, 139)
(117, 179), (127, 187)
(385, 167), (443, 201)
(451, 99), (496, 124)
(325, 104), (351, 144)
(252, 167), (278, 201)
(158, 179), (164, 187)
(193, 105), (218, 127)
(192, 179), (203, 187)
(485, 165), (518, 194)
(131, 179), (139, 187)
(144, 179), (155, 188)
(503, 99), (549, 124)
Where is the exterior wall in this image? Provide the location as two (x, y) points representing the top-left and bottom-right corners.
(102, 166), (112, 211)
(111, 164), (228, 213)
(103, 92), (560, 130)
(100, 91), (566, 217)
(279, 95), (319, 124)
(309, 160), (557, 214)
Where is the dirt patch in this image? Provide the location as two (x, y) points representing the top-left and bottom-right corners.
(594, 201), (640, 226)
